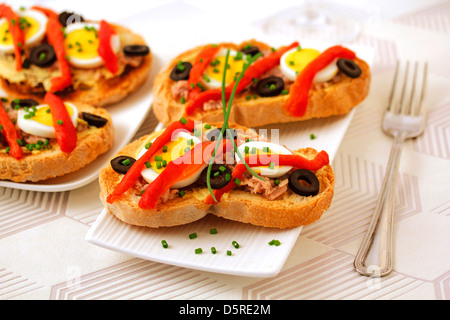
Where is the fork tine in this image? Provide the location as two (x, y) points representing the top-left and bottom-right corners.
(417, 62), (428, 116)
(398, 61), (410, 115)
(387, 60), (400, 112)
(406, 61), (419, 115)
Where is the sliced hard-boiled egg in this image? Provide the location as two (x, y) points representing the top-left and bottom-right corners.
(236, 141), (293, 178)
(202, 48), (248, 89)
(17, 103), (78, 139)
(0, 9), (48, 53)
(139, 131), (204, 189)
(63, 22), (120, 69)
(280, 47), (338, 83)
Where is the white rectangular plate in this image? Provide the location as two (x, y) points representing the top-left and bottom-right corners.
(86, 109), (355, 277)
(0, 77), (154, 192)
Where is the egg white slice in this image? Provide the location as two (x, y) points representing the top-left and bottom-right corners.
(64, 22), (120, 69)
(17, 103), (78, 139)
(236, 141), (293, 178)
(280, 47), (338, 83)
(203, 48), (248, 90)
(139, 131), (204, 189)
(0, 9), (48, 53)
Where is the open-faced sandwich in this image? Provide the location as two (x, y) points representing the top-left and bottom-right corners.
(0, 92), (113, 182)
(0, 3), (152, 107)
(153, 39), (370, 127)
(99, 118), (334, 228)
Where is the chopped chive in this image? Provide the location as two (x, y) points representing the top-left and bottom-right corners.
(219, 166), (226, 172)
(289, 60), (294, 66)
(178, 190), (185, 197)
(244, 146), (249, 154)
(268, 239), (281, 246)
(225, 173), (231, 182)
(121, 159), (131, 166)
(145, 142), (152, 149)
(310, 133), (316, 140)
(162, 145), (168, 152)
(195, 248), (202, 254)
(184, 147), (191, 153)
(210, 228), (217, 234)
(213, 171), (220, 177)
(57, 120), (63, 125)
(5, 146), (10, 154)
(16, 139), (23, 146)
(232, 241), (240, 249)
(234, 178), (241, 185)
(245, 95), (251, 101)
(180, 117), (187, 124)
(180, 97), (186, 104)
(227, 250), (232, 256)
(154, 155), (163, 161)
(211, 247), (217, 254)
(162, 159), (167, 167)
(263, 146), (270, 153)
(282, 89), (289, 95)
(161, 240), (168, 248)
(204, 124), (211, 129)
(156, 162), (162, 169)
(274, 179), (281, 186)
(189, 232), (197, 239)
(269, 162), (275, 170)
(145, 161), (151, 168)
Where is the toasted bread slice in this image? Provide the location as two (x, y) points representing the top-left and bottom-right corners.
(152, 39), (370, 127)
(0, 102), (114, 182)
(0, 24), (151, 108)
(99, 122), (334, 229)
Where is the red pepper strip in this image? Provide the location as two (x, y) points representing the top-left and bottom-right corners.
(0, 102), (23, 160)
(44, 92), (77, 153)
(185, 42), (299, 115)
(187, 45), (221, 101)
(32, 6), (73, 92)
(286, 45), (356, 117)
(139, 138), (234, 209)
(98, 20), (119, 74)
(205, 151), (330, 204)
(106, 119), (196, 204)
(0, 4), (25, 71)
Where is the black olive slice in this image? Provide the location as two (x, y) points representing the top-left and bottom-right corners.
(288, 169), (320, 196)
(58, 11), (85, 27)
(256, 76), (285, 97)
(111, 156), (136, 174)
(206, 128), (238, 142)
(169, 61), (192, 81)
(240, 45), (261, 57)
(337, 58), (362, 78)
(81, 112), (108, 128)
(123, 45), (150, 57)
(200, 164), (232, 189)
(11, 99), (39, 109)
(30, 44), (56, 68)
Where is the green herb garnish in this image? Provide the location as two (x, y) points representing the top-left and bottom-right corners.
(205, 50), (265, 203)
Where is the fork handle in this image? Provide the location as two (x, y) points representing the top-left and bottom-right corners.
(354, 132), (405, 277)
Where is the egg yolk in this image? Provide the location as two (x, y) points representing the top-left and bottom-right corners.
(64, 27), (100, 60)
(33, 104), (74, 126)
(147, 137), (195, 174)
(285, 48), (320, 74)
(204, 54), (246, 85)
(0, 16), (40, 45)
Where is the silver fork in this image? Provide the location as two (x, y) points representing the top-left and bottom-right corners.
(354, 61), (428, 277)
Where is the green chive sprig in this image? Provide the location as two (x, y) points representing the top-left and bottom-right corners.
(205, 49), (265, 203)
